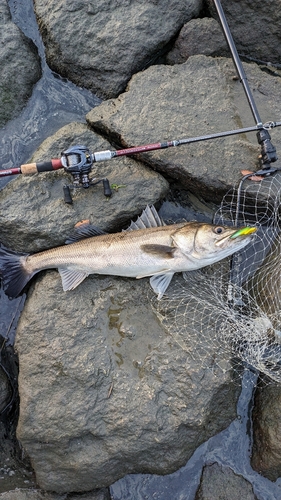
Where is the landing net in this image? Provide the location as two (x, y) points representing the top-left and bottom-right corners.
(152, 172), (281, 384)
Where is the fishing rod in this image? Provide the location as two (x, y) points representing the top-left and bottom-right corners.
(1, 121), (281, 203)
(1, 122), (280, 179)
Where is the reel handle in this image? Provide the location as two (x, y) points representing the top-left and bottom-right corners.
(103, 178), (112, 197)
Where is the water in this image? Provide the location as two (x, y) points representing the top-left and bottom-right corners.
(1, 1), (281, 498)
(0, 0), (100, 190)
(111, 371), (281, 500)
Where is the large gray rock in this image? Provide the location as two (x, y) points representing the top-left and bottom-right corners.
(251, 384), (281, 481)
(15, 272), (240, 493)
(0, 122), (168, 253)
(195, 463), (257, 500)
(87, 55), (281, 202)
(166, 18), (229, 64)
(0, 491), (63, 500)
(0, 0), (41, 127)
(207, 0), (281, 64)
(33, 0), (202, 99)
(0, 489), (109, 500)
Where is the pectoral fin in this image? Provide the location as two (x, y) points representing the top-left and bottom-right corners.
(150, 272), (174, 300)
(58, 268), (89, 291)
(141, 244), (175, 258)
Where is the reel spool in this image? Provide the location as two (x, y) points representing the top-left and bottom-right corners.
(61, 145), (112, 204)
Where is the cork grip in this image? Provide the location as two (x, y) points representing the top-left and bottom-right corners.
(20, 163), (38, 174)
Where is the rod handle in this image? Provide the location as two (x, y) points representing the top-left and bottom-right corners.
(20, 159), (63, 174)
(20, 163), (38, 174)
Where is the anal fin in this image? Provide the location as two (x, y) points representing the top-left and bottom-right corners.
(58, 268), (89, 291)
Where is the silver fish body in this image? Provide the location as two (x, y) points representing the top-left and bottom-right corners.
(0, 206), (257, 299)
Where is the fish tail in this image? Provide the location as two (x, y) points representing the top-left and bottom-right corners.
(0, 246), (32, 298)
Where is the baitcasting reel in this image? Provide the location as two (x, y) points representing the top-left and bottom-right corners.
(61, 145), (112, 204)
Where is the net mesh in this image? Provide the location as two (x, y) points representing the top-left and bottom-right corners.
(152, 172), (281, 385)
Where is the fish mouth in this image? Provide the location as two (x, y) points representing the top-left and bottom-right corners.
(215, 226), (257, 247)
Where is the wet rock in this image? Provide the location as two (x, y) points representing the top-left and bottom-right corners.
(195, 463), (257, 499)
(0, 122), (168, 253)
(166, 18), (229, 64)
(0, 365), (11, 414)
(0, 422), (36, 492)
(87, 55), (281, 202)
(33, 0), (202, 99)
(0, 489), (109, 500)
(0, 0), (41, 127)
(15, 272), (240, 493)
(207, 0), (281, 64)
(68, 491), (110, 500)
(251, 383), (281, 480)
(0, 491), (63, 500)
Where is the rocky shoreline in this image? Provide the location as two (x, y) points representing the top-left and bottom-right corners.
(1, 0), (281, 498)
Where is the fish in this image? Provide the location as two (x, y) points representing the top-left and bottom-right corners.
(0, 205), (257, 300)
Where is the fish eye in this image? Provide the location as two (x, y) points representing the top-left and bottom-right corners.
(214, 226), (224, 234)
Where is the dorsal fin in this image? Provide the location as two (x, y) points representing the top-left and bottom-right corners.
(65, 224), (107, 244)
(125, 205), (165, 232)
